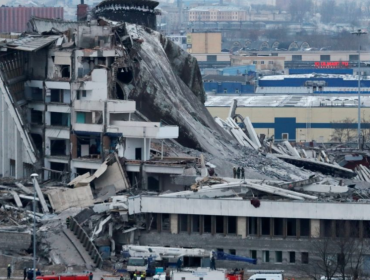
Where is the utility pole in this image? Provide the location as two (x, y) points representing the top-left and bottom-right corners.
(31, 173), (39, 280)
(351, 29), (367, 149)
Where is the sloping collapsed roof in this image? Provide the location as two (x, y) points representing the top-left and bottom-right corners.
(6, 35), (60, 52)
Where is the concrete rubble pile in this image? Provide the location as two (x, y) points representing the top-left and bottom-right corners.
(1, 1), (370, 277)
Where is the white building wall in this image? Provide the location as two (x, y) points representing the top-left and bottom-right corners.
(125, 138), (151, 161)
(0, 90), (33, 178)
(129, 196), (370, 220)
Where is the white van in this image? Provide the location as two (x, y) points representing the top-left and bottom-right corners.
(248, 273), (283, 280)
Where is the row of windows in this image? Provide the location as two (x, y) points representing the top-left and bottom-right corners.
(252, 61), (274, 65)
(148, 215), (370, 240)
(292, 54), (359, 61)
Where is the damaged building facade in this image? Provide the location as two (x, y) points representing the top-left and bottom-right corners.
(0, 21), (179, 183)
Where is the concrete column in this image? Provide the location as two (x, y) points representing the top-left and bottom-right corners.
(331, 220), (336, 238)
(211, 216), (216, 235)
(188, 215), (191, 234)
(223, 216), (228, 236)
(237, 217), (246, 239)
(257, 218), (261, 237)
(2, 95), (10, 177)
(359, 220), (364, 239)
(270, 218), (274, 237)
(15, 129), (23, 179)
(70, 134), (78, 159)
(296, 219), (301, 239)
(345, 220), (350, 238)
(283, 219), (287, 238)
(199, 216), (204, 235)
(170, 214), (178, 234)
(157, 214), (162, 233)
(0, 95), (3, 175)
(310, 219), (320, 238)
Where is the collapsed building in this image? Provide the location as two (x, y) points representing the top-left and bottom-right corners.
(2, 1), (370, 279)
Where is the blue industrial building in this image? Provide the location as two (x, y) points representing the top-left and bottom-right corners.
(203, 74), (254, 94)
(289, 68), (353, 75)
(204, 82), (254, 94)
(257, 73), (370, 94)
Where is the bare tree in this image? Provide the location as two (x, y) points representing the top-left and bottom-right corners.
(330, 118), (356, 143)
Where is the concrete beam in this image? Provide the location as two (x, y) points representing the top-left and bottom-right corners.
(31, 177), (50, 214)
(310, 219), (320, 238)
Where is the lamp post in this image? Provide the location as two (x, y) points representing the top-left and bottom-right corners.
(351, 29), (367, 149)
(30, 173), (39, 280)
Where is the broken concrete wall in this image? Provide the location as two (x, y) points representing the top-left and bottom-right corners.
(94, 161), (128, 192)
(0, 231), (31, 251)
(45, 186), (93, 213)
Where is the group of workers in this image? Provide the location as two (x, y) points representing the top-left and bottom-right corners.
(233, 166), (245, 179)
(130, 271), (146, 280)
(22, 268), (42, 280)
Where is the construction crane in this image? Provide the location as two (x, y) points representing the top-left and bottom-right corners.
(121, 245), (256, 275)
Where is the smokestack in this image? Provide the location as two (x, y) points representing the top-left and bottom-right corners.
(77, 0), (88, 21)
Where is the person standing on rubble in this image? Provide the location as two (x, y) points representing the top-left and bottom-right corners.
(23, 268), (27, 280)
(89, 272), (93, 280)
(66, 216), (71, 229)
(7, 264), (11, 279)
(241, 167), (245, 179)
(236, 167), (241, 179)
(233, 167), (236, 178)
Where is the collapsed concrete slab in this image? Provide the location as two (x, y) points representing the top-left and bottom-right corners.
(44, 186), (93, 213)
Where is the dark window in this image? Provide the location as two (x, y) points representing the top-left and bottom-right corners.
(271, 53), (278, 56)
(349, 54), (359, 61)
(250, 250), (257, 259)
(320, 55), (330, 61)
(336, 220), (346, 238)
(302, 252), (309, 264)
(82, 91), (87, 97)
(261, 218), (270, 236)
(50, 140), (67, 156)
(274, 218), (284, 236)
(263, 251), (270, 263)
(207, 55), (217, 62)
(31, 110), (43, 124)
(216, 216), (224, 234)
(50, 89), (63, 103)
(179, 214), (188, 232)
(229, 249), (236, 255)
(50, 112), (69, 126)
(162, 214), (170, 231)
(31, 88), (43, 101)
(275, 251), (282, 263)
(228, 216), (237, 234)
(249, 217), (257, 235)
(292, 55), (302, 61)
(204, 216), (212, 233)
(289, 252), (296, 263)
(135, 148), (142, 160)
(150, 214), (157, 230)
(349, 221), (360, 238)
(300, 219), (310, 237)
(287, 219), (297, 236)
(322, 220), (332, 237)
(192, 215), (200, 233)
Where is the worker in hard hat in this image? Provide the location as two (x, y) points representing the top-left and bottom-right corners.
(7, 264), (11, 279)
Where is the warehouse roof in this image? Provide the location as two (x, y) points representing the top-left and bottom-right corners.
(260, 74), (370, 81)
(205, 95), (370, 107)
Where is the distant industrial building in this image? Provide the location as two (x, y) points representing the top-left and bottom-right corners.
(188, 6), (291, 23)
(0, 7), (64, 33)
(186, 32), (222, 54)
(206, 95), (370, 143)
(256, 74), (370, 94)
(203, 75), (254, 94)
